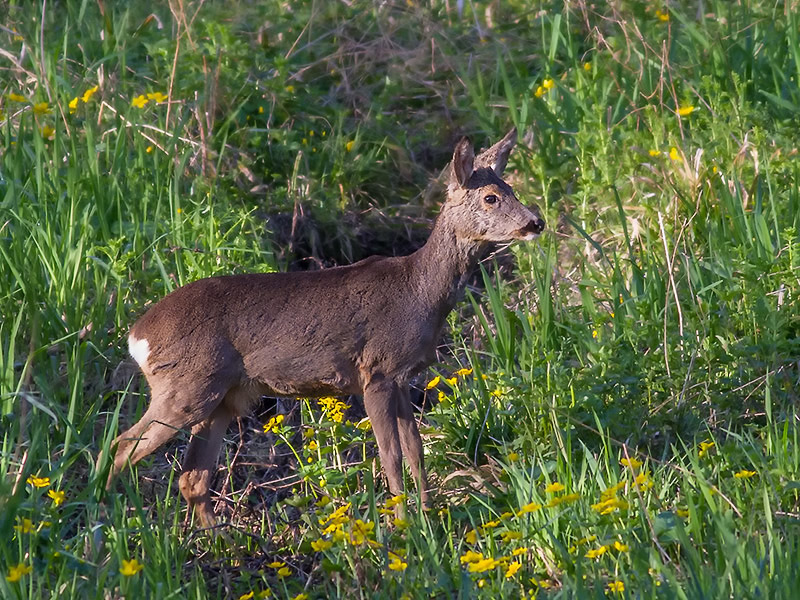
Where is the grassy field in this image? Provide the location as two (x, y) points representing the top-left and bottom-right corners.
(1, 0), (799, 598)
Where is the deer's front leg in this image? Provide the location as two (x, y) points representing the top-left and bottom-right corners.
(362, 374), (404, 498)
(397, 386), (430, 509)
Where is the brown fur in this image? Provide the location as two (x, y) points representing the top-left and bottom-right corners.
(102, 129), (545, 526)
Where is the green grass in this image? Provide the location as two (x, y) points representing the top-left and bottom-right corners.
(1, 0), (799, 598)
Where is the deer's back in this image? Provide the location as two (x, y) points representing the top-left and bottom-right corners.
(131, 255), (442, 397)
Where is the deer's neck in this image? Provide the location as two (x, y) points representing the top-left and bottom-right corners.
(409, 212), (487, 315)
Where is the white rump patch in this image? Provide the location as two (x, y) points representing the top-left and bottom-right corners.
(128, 334), (150, 368)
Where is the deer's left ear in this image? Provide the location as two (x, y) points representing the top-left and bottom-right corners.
(475, 128), (517, 176)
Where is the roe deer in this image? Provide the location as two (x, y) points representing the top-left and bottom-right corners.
(105, 128), (544, 527)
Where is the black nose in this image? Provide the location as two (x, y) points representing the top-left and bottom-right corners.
(522, 217), (545, 236)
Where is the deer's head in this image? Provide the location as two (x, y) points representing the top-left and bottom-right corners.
(445, 128), (545, 242)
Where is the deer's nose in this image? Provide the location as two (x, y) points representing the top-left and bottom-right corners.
(520, 216), (545, 236)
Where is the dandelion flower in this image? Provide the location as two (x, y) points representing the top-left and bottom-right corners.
(120, 558), (144, 576)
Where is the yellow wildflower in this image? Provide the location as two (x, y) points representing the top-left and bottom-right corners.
(7, 93), (27, 102)
(239, 593), (255, 600)
(608, 580), (625, 593)
(734, 469), (757, 479)
(460, 550), (484, 564)
(620, 457), (643, 469)
(655, 9), (669, 21)
(500, 511), (513, 519)
(583, 62), (592, 71)
(480, 519), (500, 531)
(601, 481), (626, 499)
(545, 482), (565, 493)
(81, 85), (99, 103)
(31, 101), (49, 116)
(292, 594), (308, 600)
(258, 589), (273, 598)
(507, 451), (519, 462)
(698, 440), (715, 458)
(677, 105), (695, 117)
(456, 367), (473, 377)
(505, 561), (522, 578)
(311, 538), (333, 551)
(41, 125), (55, 139)
(263, 414), (285, 433)
(425, 375), (441, 389)
(465, 529), (478, 544)
(676, 508), (689, 518)
(501, 530), (522, 543)
(345, 140), (354, 152)
(512, 547), (526, 556)
(146, 92), (168, 103)
(648, 149), (661, 157)
(516, 501), (542, 516)
(285, 85), (295, 93)
(468, 557), (500, 573)
(27, 475), (50, 488)
(68, 97), (79, 113)
(669, 147), (682, 162)
(277, 566), (291, 577)
(132, 94), (148, 108)
(393, 517), (408, 529)
(613, 541), (629, 552)
(6, 562), (32, 582)
(385, 494), (406, 509)
(534, 86), (545, 98)
(120, 558), (144, 576)
(445, 376), (457, 386)
(635, 472), (654, 490)
(388, 557), (408, 571)
(266, 561), (285, 569)
(14, 518), (34, 534)
(48, 489), (66, 506)
(585, 545), (608, 559)
(307, 440), (318, 451)
(542, 78), (554, 90)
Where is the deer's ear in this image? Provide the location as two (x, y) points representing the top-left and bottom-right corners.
(451, 137), (474, 187)
(476, 128), (517, 175)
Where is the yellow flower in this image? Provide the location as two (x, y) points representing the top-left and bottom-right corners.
(512, 547), (527, 556)
(460, 550), (483, 564)
(669, 147), (682, 162)
(146, 92), (168, 103)
(465, 529), (478, 544)
(120, 558), (144, 576)
(132, 94), (149, 108)
(425, 375), (440, 389)
(345, 140), (355, 152)
(648, 149), (661, 157)
(263, 414), (285, 433)
(613, 541), (629, 552)
(545, 481), (565, 493)
(546, 493), (579, 508)
(445, 376), (457, 386)
(5, 562), (32, 582)
(82, 85), (99, 103)
(505, 561), (522, 578)
(33, 102), (51, 115)
(388, 557), (408, 571)
(307, 440), (318, 451)
(291, 594), (308, 600)
(501, 530), (522, 543)
(68, 97), (79, 113)
(655, 9), (670, 21)
(7, 93), (27, 102)
(500, 511), (513, 519)
(456, 367), (473, 377)
(48, 489), (66, 506)
(40, 125), (55, 139)
(698, 440), (715, 458)
(585, 545), (608, 559)
(27, 475), (50, 488)
(620, 457), (643, 469)
(734, 469), (757, 479)
(258, 589), (273, 599)
(677, 105), (695, 117)
(507, 451), (519, 462)
(146, 145), (154, 153)
(583, 61), (592, 71)
(591, 496), (629, 515)
(267, 561), (285, 569)
(468, 557), (500, 573)
(635, 472), (654, 490)
(676, 508), (689, 518)
(542, 78), (555, 90)
(239, 593), (255, 600)
(384, 493), (406, 509)
(285, 85), (295, 93)
(534, 86), (545, 98)
(516, 501), (542, 516)
(277, 566), (291, 577)
(608, 580), (625, 593)
(601, 481), (626, 500)
(311, 538), (333, 551)
(14, 518), (34, 534)
(393, 517), (408, 529)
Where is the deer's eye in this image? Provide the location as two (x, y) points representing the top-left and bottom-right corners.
(483, 194), (499, 205)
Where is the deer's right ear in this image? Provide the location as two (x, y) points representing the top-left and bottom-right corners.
(451, 137), (474, 187)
